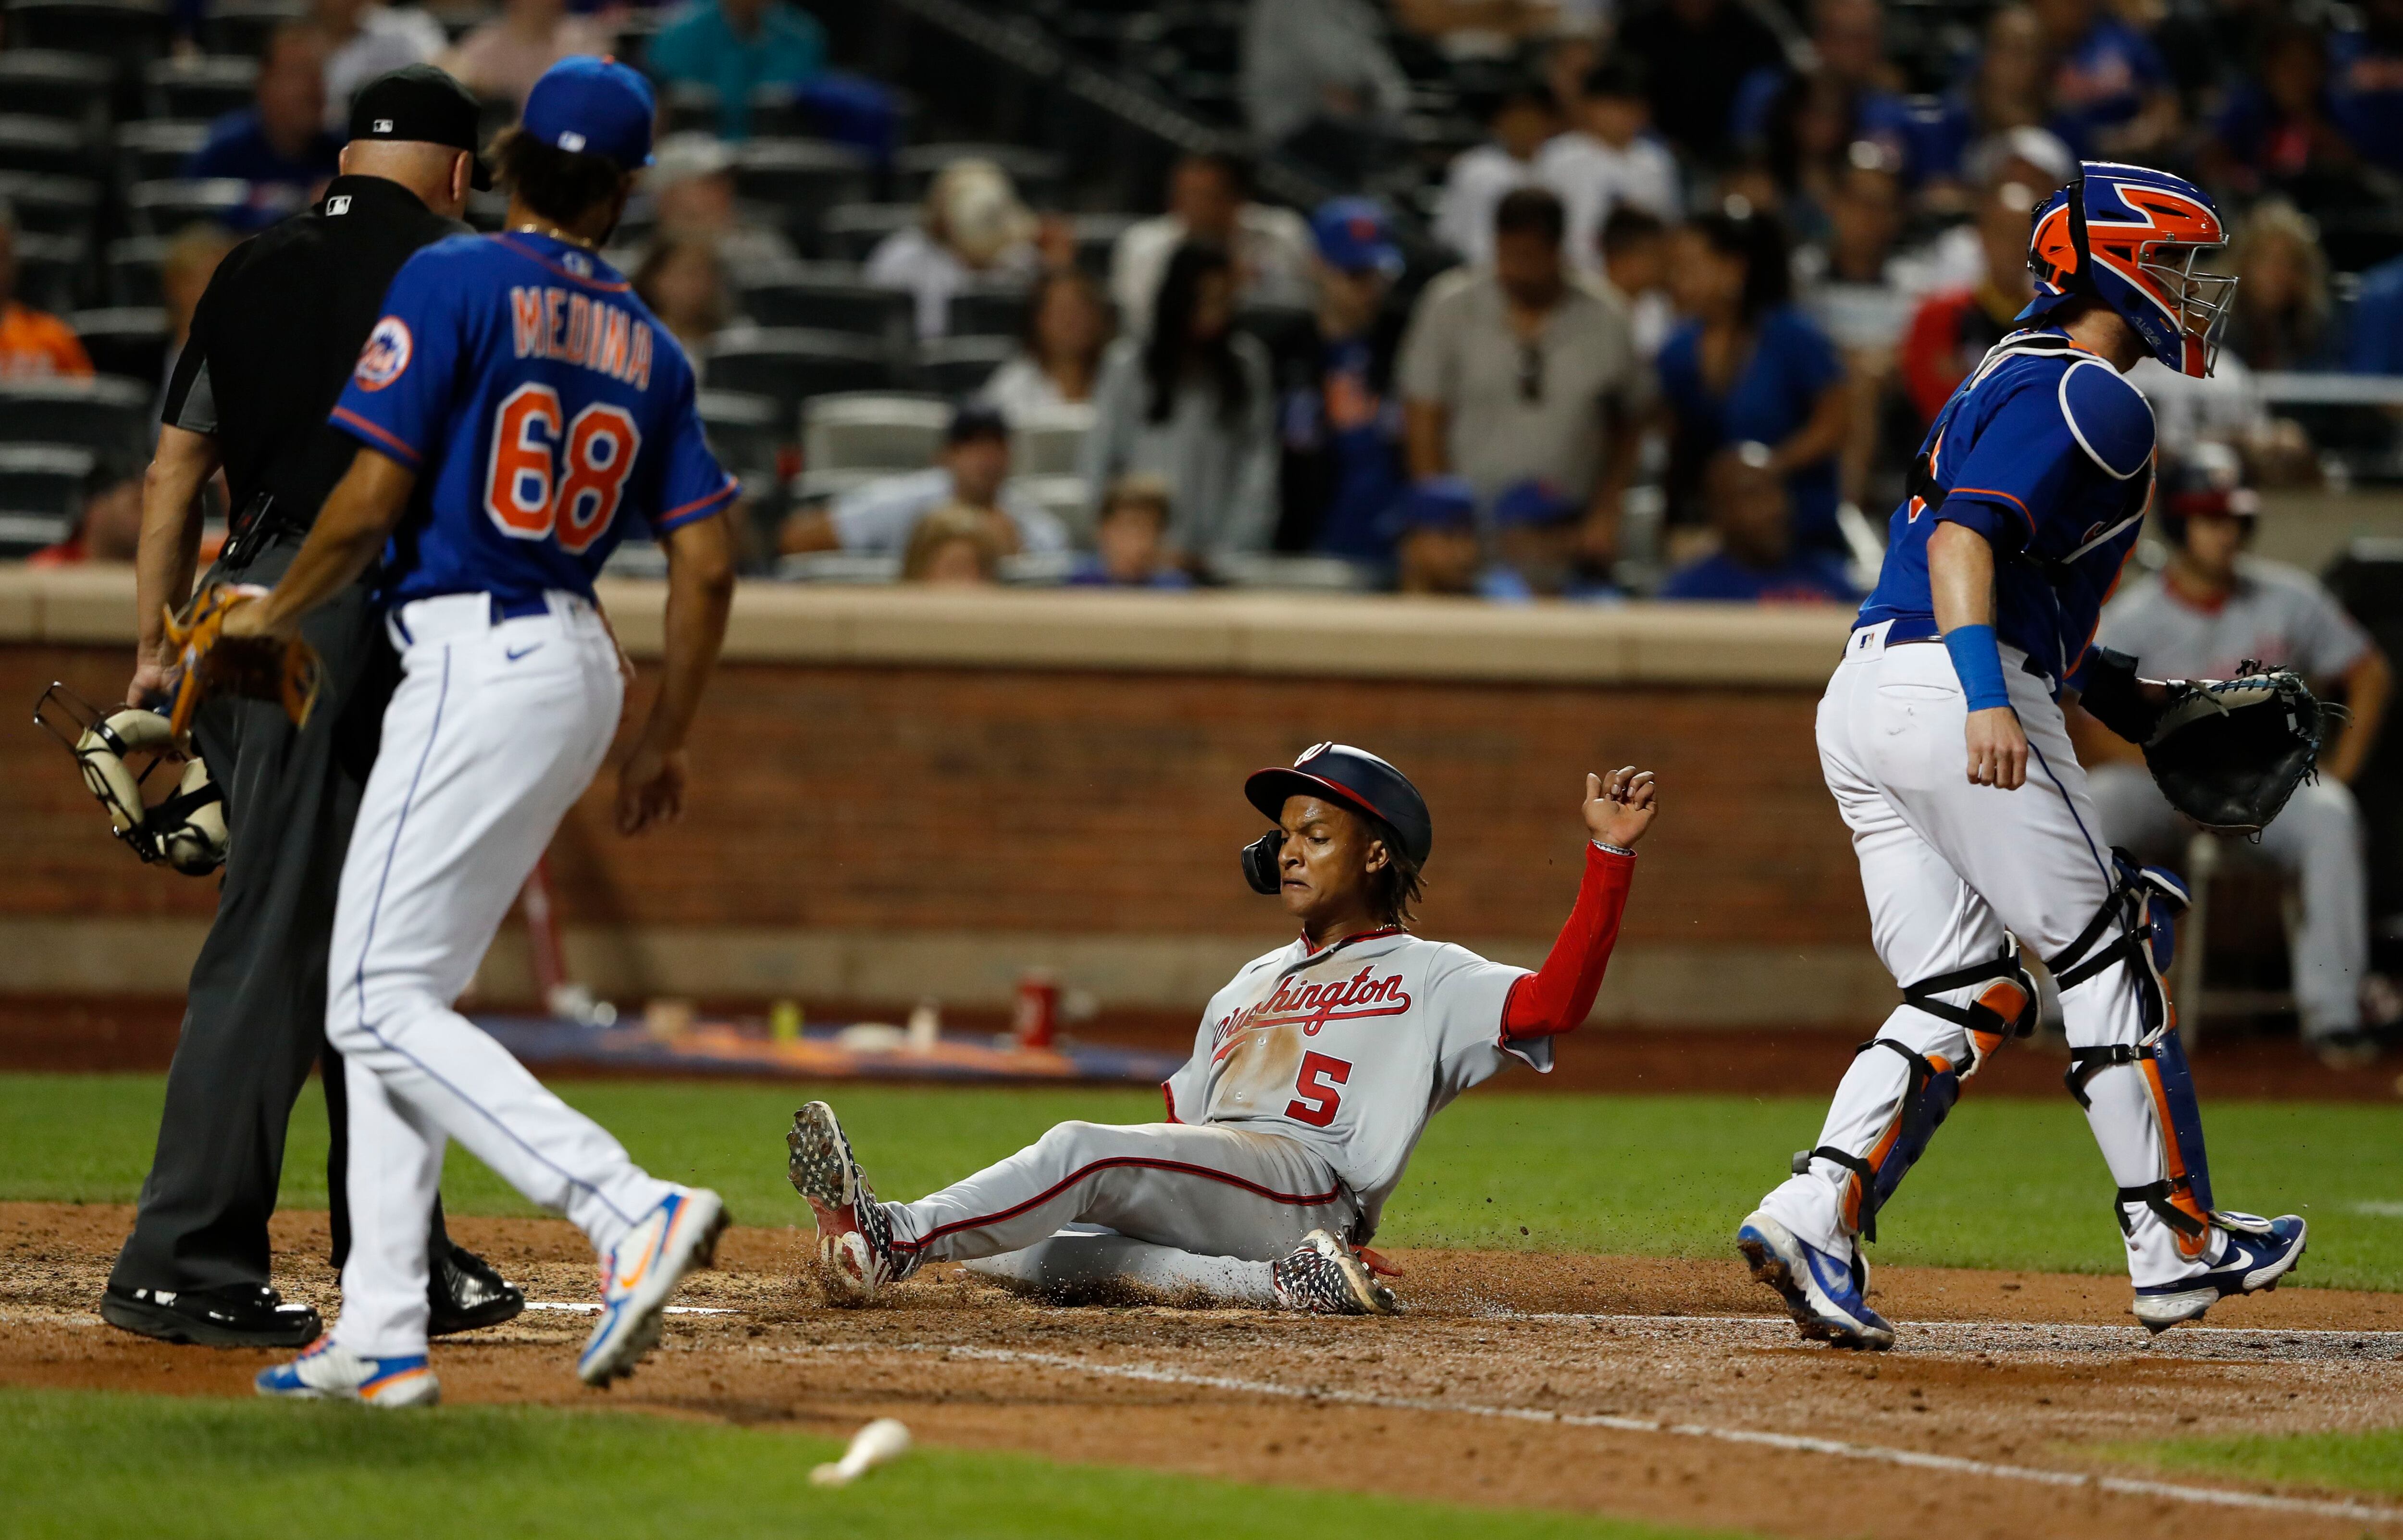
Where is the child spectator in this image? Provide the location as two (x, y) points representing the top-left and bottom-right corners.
(436, 0), (610, 110)
(632, 236), (731, 357)
(1599, 206), (1672, 361)
(1480, 477), (1619, 602)
(646, 0), (829, 141)
(1279, 199), (1409, 562)
(0, 204), (92, 379)
(1068, 477), (1193, 589)
(1387, 477), (1483, 596)
(781, 403), (1067, 556)
(1657, 443), (1858, 604)
(1658, 205), (1848, 554)
(867, 159), (1045, 340)
(1082, 242), (1280, 561)
(1536, 58), (1682, 275)
(184, 25), (342, 229)
(901, 504), (1004, 587)
(1432, 74), (1559, 268)
(982, 268), (1114, 419)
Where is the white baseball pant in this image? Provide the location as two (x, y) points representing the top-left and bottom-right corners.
(886, 1121), (1359, 1273)
(1758, 624), (2219, 1290)
(2087, 764), (2366, 1038)
(323, 592), (672, 1358)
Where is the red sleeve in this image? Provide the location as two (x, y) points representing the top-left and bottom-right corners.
(1501, 843), (1635, 1040)
(1899, 291), (1968, 427)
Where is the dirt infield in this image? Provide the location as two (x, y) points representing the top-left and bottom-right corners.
(6, 1202), (2400, 1539)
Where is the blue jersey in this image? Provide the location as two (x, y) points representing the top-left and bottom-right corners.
(331, 232), (737, 607)
(1857, 328), (2154, 687)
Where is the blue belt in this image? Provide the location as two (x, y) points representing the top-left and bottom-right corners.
(490, 595), (551, 622)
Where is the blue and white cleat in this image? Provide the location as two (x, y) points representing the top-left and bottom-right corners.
(2133, 1213), (2306, 1332)
(1736, 1210), (1895, 1351)
(578, 1185), (730, 1387)
(255, 1338), (440, 1406)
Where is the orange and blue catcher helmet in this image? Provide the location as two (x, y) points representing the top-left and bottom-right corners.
(2021, 162), (2236, 378)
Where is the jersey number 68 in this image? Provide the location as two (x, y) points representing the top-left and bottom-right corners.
(484, 382), (641, 553)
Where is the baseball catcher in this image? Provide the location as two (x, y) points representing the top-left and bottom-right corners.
(788, 744), (1654, 1313)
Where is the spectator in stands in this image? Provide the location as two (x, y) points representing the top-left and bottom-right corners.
(1387, 478), (1484, 596)
(1240, 0), (1412, 183)
(1111, 154), (1314, 338)
(1278, 199), (1409, 562)
(1657, 442), (1858, 603)
(2204, 22), (2366, 202)
(1399, 188), (1650, 564)
(1734, 0), (1917, 182)
(981, 268), (1114, 419)
(1912, 6), (2052, 189)
(1600, 206), (1672, 361)
(1480, 477), (1618, 602)
(1617, 0), (1786, 166)
(780, 403), (1068, 557)
(1067, 477), (1194, 589)
(1802, 148), (1920, 508)
(1908, 125), (2074, 294)
(900, 503), (1005, 587)
(645, 0), (829, 142)
(1433, 74), (1560, 268)
(2031, 0), (2179, 158)
(646, 133), (794, 271)
(0, 204), (92, 379)
(30, 475), (144, 566)
(1897, 165), (2042, 430)
(436, 0), (610, 111)
(2221, 200), (2338, 373)
(155, 222), (237, 432)
(311, 0), (447, 130)
(2330, 0), (2403, 174)
(632, 235), (731, 357)
(1658, 205), (1848, 555)
(1083, 242), (1280, 562)
(2348, 252), (2403, 374)
(1536, 58), (1682, 276)
(2087, 450), (2394, 1065)
(185, 25), (343, 230)
(867, 159), (1045, 341)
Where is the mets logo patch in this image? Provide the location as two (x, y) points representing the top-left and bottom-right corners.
(354, 317), (412, 390)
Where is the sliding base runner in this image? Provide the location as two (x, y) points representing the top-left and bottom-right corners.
(791, 744), (1658, 1313)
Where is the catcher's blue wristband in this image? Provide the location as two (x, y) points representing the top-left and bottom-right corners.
(1942, 624), (2014, 713)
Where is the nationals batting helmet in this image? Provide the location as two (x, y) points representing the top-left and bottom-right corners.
(1241, 743), (1433, 895)
(2020, 163), (2236, 378)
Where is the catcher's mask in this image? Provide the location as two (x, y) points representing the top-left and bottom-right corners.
(36, 683), (228, 875)
(2021, 163), (2236, 378)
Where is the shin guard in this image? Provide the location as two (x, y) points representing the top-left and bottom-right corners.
(1806, 1040), (1962, 1244)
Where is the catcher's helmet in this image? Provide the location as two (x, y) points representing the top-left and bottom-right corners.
(2020, 163), (2235, 378)
(1241, 743), (1432, 894)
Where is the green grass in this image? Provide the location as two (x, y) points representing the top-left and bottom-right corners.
(8, 1073), (2403, 1288)
(0, 1386), (1747, 1540)
(2098, 1426), (2403, 1497)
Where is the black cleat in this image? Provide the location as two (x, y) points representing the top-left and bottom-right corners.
(428, 1243), (526, 1336)
(100, 1281), (322, 1348)
(1269, 1230), (1398, 1316)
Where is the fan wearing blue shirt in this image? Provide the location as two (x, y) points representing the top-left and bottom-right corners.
(184, 25), (345, 230)
(1657, 443), (1857, 604)
(237, 58), (739, 1408)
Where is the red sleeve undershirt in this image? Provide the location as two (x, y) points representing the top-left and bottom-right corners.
(1501, 842), (1636, 1041)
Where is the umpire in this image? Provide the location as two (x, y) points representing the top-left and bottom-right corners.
(108, 65), (523, 1347)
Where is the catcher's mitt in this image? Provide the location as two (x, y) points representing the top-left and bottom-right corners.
(33, 683), (228, 875)
(2142, 661), (2332, 836)
(162, 583), (321, 746)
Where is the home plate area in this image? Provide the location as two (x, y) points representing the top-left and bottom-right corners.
(4, 1204), (2401, 1540)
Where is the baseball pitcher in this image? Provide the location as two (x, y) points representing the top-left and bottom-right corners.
(1737, 164), (2308, 1350)
(790, 744), (1656, 1313)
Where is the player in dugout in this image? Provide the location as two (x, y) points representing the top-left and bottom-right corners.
(786, 744), (1655, 1313)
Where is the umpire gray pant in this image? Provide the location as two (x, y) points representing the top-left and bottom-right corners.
(109, 531), (444, 1294)
(886, 1121), (1360, 1267)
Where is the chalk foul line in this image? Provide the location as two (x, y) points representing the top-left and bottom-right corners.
(772, 1340), (2403, 1527)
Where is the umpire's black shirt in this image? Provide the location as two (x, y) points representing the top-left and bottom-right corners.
(162, 174), (469, 526)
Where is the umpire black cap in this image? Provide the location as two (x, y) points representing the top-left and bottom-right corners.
(349, 64), (492, 190)
(1245, 743), (1433, 864)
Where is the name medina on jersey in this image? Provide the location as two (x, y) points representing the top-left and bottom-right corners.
(1212, 965), (1413, 1057)
(509, 284), (656, 390)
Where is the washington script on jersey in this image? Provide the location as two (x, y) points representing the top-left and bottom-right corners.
(508, 283), (655, 391)
(1213, 962), (1414, 1050)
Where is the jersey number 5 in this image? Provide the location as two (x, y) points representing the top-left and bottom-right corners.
(1285, 1052), (1352, 1127)
(484, 382), (641, 553)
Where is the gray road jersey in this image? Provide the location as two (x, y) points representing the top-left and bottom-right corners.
(1164, 928), (1546, 1238)
(2098, 556), (2370, 684)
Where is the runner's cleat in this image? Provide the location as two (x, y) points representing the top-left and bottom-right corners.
(787, 1101), (906, 1300)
